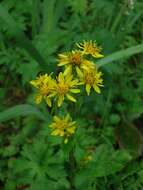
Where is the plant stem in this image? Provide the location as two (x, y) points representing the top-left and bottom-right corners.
(68, 149), (76, 190)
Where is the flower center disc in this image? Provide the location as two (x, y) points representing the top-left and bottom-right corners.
(70, 53), (81, 65)
(85, 73), (95, 85)
(57, 84), (69, 94)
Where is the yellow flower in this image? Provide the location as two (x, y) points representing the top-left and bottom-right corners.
(49, 114), (77, 143)
(30, 74), (49, 88)
(51, 72), (80, 107)
(77, 67), (103, 95)
(58, 50), (95, 75)
(76, 40), (104, 58)
(30, 74), (55, 106)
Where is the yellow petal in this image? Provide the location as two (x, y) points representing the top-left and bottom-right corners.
(70, 89), (80, 93)
(65, 73), (73, 84)
(78, 81), (84, 85)
(86, 84), (91, 96)
(67, 126), (76, 134)
(64, 65), (72, 76)
(30, 80), (38, 88)
(58, 72), (64, 83)
(57, 95), (64, 107)
(64, 138), (68, 144)
(69, 78), (80, 87)
(66, 94), (76, 102)
(65, 114), (70, 122)
(35, 94), (42, 104)
(58, 61), (68, 66)
(53, 116), (60, 123)
(59, 131), (65, 137)
(69, 121), (76, 126)
(76, 67), (83, 78)
(48, 92), (56, 98)
(93, 84), (101, 93)
(76, 42), (82, 49)
(51, 129), (60, 136)
(45, 97), (52, 107)
(93, 53), (104, 58)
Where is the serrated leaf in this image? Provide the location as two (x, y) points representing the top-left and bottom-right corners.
(75, 144), (132, 188)
(0, 4), (48, 71)
(90, 145), (132, 177)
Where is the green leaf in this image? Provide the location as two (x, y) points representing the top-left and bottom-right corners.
(2, 145), (18, 157)
(29, 179), (56, 190)
(0, 104), (46, 122)
(31, 0), (41, 37)
(90, 145), (132, 177)
(74, 144), (85, 162)
(97, 43), (143, 67)
(42, 0), (65, 33)
(75, 169), (92, 189)
(116, 123), (143, 157)
(17, 61), (40, 84)
(75, 144), (132, 188)
(109, 114), (121, 125)
(5, 180), (16, 190)
(67, 0), (87, 14)
(42, 0), (57, 34)
(0, 4), (48, 71)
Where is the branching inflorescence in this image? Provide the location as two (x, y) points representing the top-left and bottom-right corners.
(30, 40), (104, 143)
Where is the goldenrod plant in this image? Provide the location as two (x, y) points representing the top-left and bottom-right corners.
(30, 41), (104, 142)
(1, 0), (143, 189)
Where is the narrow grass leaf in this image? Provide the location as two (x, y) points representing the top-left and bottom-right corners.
(97, 43), (143, 67)
(0, 104), (46, 122)
(31, 0), (41, 37)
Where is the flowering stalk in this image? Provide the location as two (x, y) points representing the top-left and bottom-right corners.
(30, 40), (104, 188)
(30, 40), (104, 143)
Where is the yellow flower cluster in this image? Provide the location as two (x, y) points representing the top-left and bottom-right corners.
(49, 114), (76, 143)
(58, 41), (104, 96)
(30, 40), (104, 142)
(30, 40), (104, 107)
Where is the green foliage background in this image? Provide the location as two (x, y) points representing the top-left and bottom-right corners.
(0, 0), (143, 189)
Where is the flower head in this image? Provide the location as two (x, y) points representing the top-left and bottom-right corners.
(77, 67), (103, 95)
(30, 74), (49, 88)
(30, 74), (55, 106)
(51, 72), (80, 107)
(76, 40), (104, 58)
(58, 50), (95, 75)
(58, 50), (82, 66)
(49, 114), (77, 143)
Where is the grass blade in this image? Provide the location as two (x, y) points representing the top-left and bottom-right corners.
(0, 104), (46, 122)
(42, 0), (65, 34)
(42, 0), (57, 34)
(31, 0), (41, 37)
(97, 43), (143, 67)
